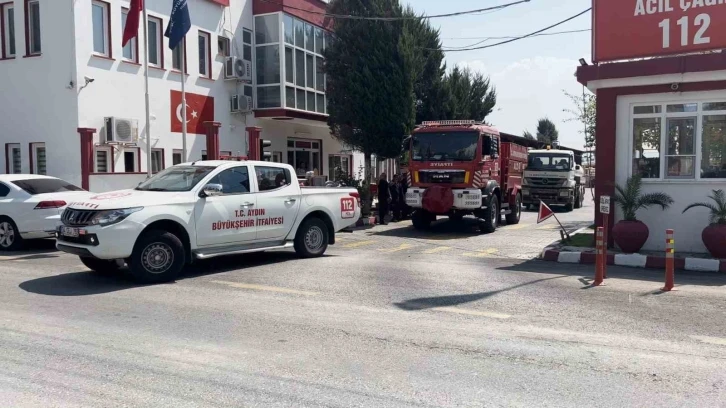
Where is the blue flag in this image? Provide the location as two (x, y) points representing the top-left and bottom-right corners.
(165, 0), (191, 50)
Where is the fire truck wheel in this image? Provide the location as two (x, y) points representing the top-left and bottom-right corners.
(412, 210), (433, 230)
(564, 200), (574, 212)
(574, 190), (582, 209)
(505, 194), (522, 225)
(480, 196), (498, 233)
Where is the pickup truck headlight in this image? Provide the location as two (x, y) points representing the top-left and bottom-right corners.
(91, 207), (144, 226)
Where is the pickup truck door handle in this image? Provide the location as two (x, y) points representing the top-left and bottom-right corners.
(241, 202), (254, 207)
(285, 198), (297, 203)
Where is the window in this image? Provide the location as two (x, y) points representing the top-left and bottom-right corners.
(30, 142), (46, 175)
(0, 183), (9, 197)
(147, 16), (162, 67)
(94, 147), (111, 173)
(151, 149), (164, 173)
(255, 14), (279, 44)
(209, 166), (250, 194)
(329, 155), (351, 180)
(1, 3), (15, 58)
(92, 1), (110, 57)
(256, 44), (280, 84)
(255, 166), (291, 191)
(25, 0), (40, 55)
(121, 8), (137, 62)
(217, 35), (230, 57)
(287, 138), (322, 177)
(257, 86), (280, 109)
(198, 31), (210, 77)
(5, 143), (20, 174)
(12, 179), (83, 194)
(123, 149), (138, 173)
(631, 100), (726, 181)
(172, 149), (183, 166)
(172, 37), (186, 72)
(242, 28), (252, 61)
(136, 165), (216, 192)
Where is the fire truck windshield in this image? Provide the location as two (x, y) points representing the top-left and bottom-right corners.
(527, 153), (572, 171)
(412, 132), (478, 162)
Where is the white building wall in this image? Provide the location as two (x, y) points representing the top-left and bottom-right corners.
(0, 0), (80, 183)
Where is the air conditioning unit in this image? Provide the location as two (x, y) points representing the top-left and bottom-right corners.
(104, 117), (139, 144)
(225, 56), (252, 81)
(230, 94), (253, 113)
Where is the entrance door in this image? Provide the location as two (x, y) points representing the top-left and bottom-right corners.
(252, 165), (301, 241)
(194, 165), (257, 247)
(287, 139), (321, 178)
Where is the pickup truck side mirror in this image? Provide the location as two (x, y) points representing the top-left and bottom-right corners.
(200, 183), (223, 198)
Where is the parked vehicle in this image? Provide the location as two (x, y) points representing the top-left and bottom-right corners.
(55, 161), (361, 283)
(0, 175), (92, 251)
(522, 147), (586, 212)
(404, 120), (527, 233)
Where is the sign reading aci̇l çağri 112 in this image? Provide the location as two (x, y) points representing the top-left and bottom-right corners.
(593, 0), (726, 62)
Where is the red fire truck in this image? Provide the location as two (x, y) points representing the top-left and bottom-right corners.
(404, 120), (527, 233)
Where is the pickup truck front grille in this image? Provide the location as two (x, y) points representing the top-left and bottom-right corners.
(61, 209), (99, 226)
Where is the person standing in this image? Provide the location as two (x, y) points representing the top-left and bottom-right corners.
(377, 173), (389, 225)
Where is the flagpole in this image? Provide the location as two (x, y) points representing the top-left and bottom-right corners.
(142, 2), (152, 178)
(181, 37), (188, 161)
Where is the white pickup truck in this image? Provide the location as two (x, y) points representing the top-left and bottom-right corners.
(55, 161), (361, 283)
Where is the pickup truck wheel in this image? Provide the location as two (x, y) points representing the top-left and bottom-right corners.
(294, 218), (329, 258)
(505, 194), (522, 225)
(80, 257), (122, 275)
(0, 217), (23, 251)
(129, 230), (186, 283)
(480, 196), (498, 233)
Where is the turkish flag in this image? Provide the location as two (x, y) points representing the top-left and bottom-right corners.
(122, 0), (142, 47)
(537, 201), (554, 224)
(170, 90), (215, 135)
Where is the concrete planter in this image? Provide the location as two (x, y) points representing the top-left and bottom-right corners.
(612, 220), (649, 254)
(702, 224), (726, 259)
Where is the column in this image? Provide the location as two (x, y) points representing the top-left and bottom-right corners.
(595, 88), (617, 248)
(204, 121), (222, 160)
(246, 126), (262, 161)
(77, 128), (96, 190)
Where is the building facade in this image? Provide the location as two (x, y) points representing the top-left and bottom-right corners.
(0, 0), (364, 191)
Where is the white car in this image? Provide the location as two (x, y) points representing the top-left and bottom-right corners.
(0, 175), (93, 251)
(56, 161), (361, 283)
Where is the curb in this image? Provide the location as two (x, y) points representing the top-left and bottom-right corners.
(355, 216), (377, 227)
(541, 248), (726, 273)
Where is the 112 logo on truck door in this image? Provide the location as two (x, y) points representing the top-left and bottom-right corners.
(340, 197), (355, 219)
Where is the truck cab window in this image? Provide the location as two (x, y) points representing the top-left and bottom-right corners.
(210, 167), (250, 194)
(255, 166), (291, 191)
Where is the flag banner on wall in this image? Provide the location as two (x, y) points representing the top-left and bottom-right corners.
(170, 90), (214, 135)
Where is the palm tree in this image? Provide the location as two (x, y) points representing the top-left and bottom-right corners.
(613, 175), (674, 221)
(682, 189), (726, 225)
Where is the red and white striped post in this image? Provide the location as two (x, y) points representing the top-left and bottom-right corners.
(662, 229), (675, 291)
(593, 227), (605, 286)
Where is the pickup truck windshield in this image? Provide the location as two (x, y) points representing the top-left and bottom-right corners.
(412, 132), (478, 162)
(528, 154), (572, 171)
(135, 166), (216, 192)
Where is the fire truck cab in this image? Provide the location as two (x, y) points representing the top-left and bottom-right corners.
(404, 120), (527, 233)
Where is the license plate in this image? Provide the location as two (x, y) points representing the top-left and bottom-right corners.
(60, 226), (79, 238)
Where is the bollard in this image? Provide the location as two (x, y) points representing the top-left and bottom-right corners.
(593, 227), (604, 286)
(662, 229), (675, 291)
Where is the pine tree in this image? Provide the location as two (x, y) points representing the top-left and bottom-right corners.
(536, 118), (559, 144)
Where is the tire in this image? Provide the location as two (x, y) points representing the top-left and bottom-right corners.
(0, 217), (23, 251)
(480, 195), (499, 234)
(574, 188), (582, 209)
(128, 230), (186, 283)
(80, 257), (122, 274)
(449, 213), (464, 222)
(564, 200), (574, 212)
(294, 217), (329, 258)
(412, 210), (432, 230)
(505, 194), (522, 225)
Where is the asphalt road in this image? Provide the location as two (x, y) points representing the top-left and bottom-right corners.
(2, 198), (726, 407)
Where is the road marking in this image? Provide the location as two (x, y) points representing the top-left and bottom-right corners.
(212, 281), (318, 296)
(501, 223), (530, 230)
(422, 246), (452, 254)
(434, 306), (511, 319)
(379, 243), (415, 253)
(691, 335), (726, 346)
(342, 240), (376, 248)
(462, 248), (499, 258)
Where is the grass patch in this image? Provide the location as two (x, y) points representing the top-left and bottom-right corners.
(563, 232), (594, 248)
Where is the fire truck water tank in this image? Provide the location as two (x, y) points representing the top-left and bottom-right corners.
(422, 186), (455, 214)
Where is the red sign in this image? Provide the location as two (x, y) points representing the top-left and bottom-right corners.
(341, 197), (355, 219)
(537, 201), (554, 224)
(170, 90), (215, 135)
(593, 0), (726, 62)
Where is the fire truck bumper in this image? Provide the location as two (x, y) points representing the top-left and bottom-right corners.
(406, 189), (483, 211)
(522, 187), (573, 205)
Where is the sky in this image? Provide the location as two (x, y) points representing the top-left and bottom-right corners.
(405, 0), (592, 149)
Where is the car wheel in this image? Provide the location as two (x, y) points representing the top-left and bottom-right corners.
(294, 217), (329, 258)
(0, 217), (23, 251)
(480, 195), (498, 233)
(505, 194), (522, 225)
(80, 257), (123, 275)
(128, 230), (186, 283)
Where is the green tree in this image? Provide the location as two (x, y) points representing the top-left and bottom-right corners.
(443, 66), (496, 122)
(522, 130), (535, 140)
(536, 118), (559, 144)
(563, 90), (596, 149)
(325, 0), (415, 186)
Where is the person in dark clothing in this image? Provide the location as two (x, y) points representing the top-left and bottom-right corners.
(389, 175), (401, 222)
(377, 173), (389, 225)
(398, 173), (409, 219)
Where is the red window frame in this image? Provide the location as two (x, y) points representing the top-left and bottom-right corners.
(120, 7), (139, 64)
(198, 30), (212, 78)
(24, 0), (41, 57)
(147, 15), (164, 69)
(0, 2), (14, 59)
